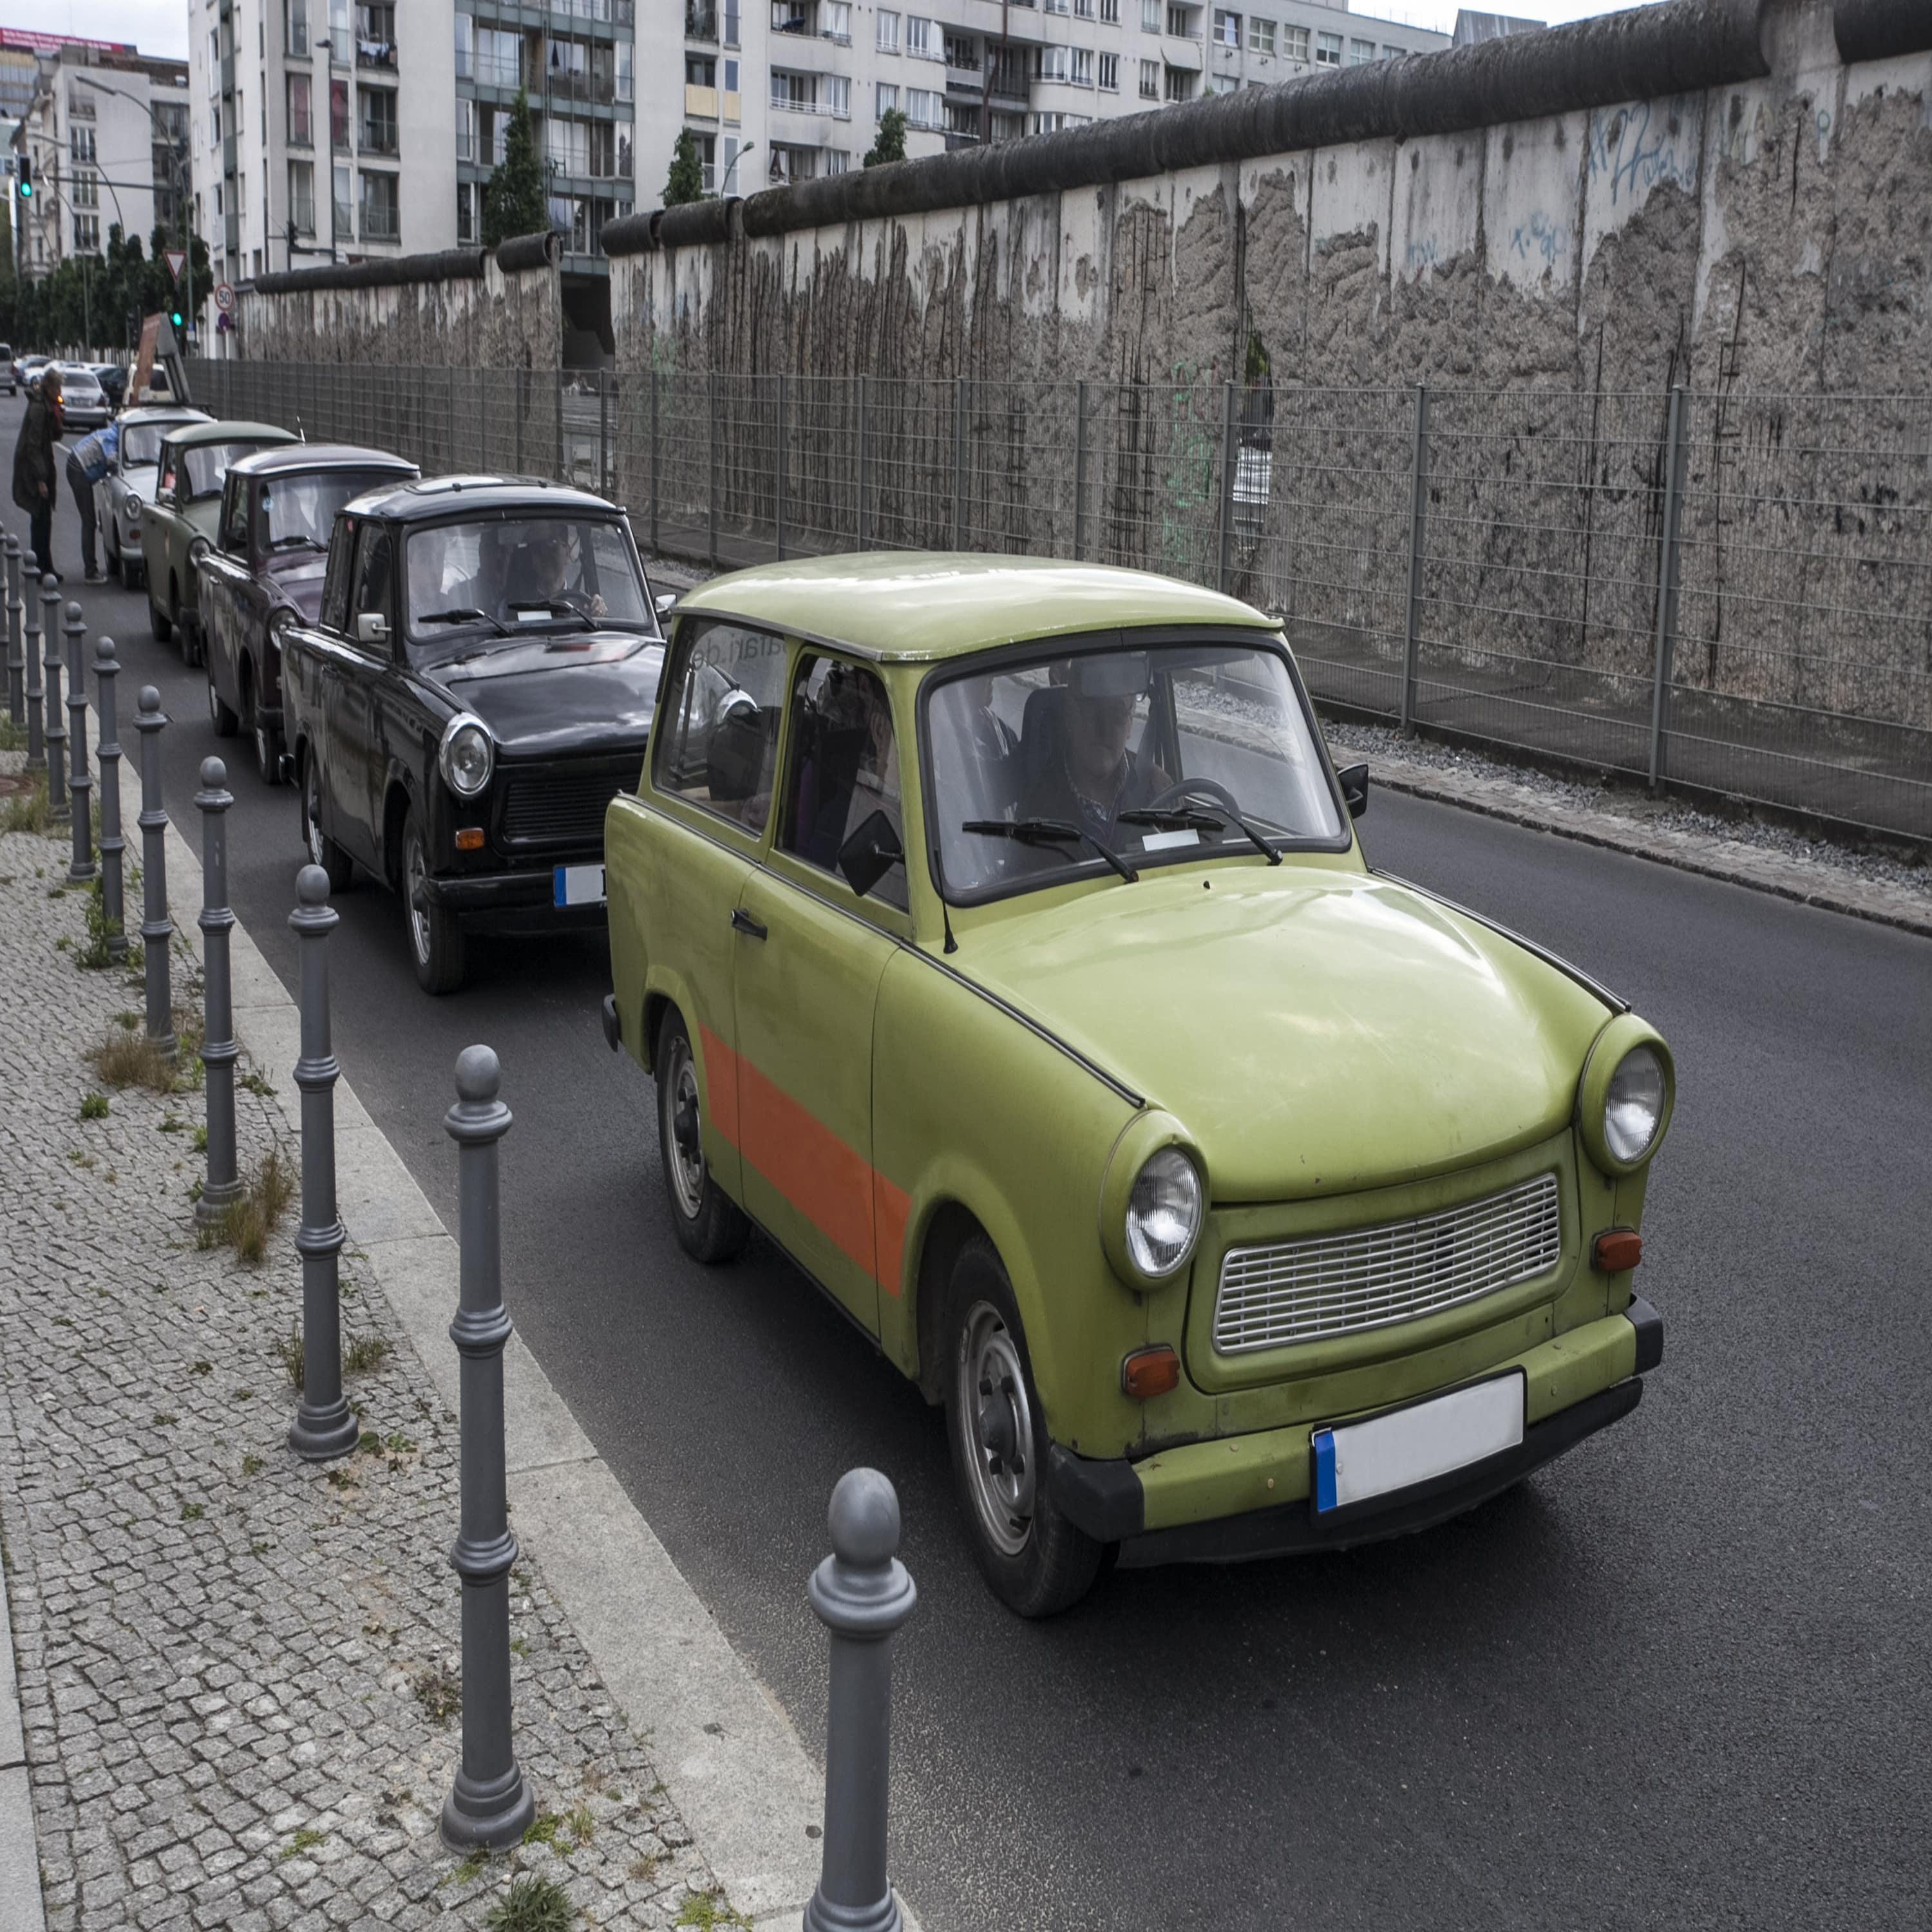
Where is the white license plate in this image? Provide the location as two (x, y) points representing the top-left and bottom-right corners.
(1311, 1372), (1524, 1515)
(553, 864), (606, 908)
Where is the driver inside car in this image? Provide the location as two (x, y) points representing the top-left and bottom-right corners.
(502, 524), (607, 622)
(1018, 654), (1170, 845)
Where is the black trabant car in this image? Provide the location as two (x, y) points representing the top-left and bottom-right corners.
(281, 475), (666, 993)
(199, 444), (421, 786)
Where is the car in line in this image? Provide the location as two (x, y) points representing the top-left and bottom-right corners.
(198, 442), (421, 785)
(280, 474), (666, 992)
(16, 355), (50, 395)
(0, 344), (14, 395)
(55, 364), (111, 430)
(91, 362), (129, 413)
(141, 419), (296, 663)
(97, 402), (211, 590)
(601, 554), (1673, 1616)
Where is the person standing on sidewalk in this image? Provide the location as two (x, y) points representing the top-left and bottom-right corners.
(66, 417), (116, 584)
(12, 365), (63, 579)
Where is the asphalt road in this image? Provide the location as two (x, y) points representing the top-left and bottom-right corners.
(26, 400), (1931, 1930)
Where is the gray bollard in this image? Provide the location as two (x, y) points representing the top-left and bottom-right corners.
(803, 1469), (918, 1932)
(41, 576), (66, 820)
(5, 535), (21, 723)
(441, 1045), (536, 1851)
(132, 688), (175, 1058)
(64, 600), (93, 880)
(195, 759), (243, 1227)
(22, 562), (42, 770)
(287, 864), (359, 1463)
(95, 640), (126, 958)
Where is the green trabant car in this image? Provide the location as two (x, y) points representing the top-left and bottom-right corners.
(602, 556), (1671, 1616)
(141, 419), (297, 667)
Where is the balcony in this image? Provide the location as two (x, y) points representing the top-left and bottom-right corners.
(685, 82), (719, 118)
(356, 40), (397, 71)
(361, 207), (399, 242)
(685, 3), (717, 40)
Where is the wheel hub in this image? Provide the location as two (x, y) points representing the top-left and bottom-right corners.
(958, 1307), (1036, 1557)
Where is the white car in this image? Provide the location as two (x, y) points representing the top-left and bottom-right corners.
(57, 364), (111, 431)
(97, 404), (211, 591)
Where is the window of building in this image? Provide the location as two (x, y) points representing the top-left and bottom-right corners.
(455, 95), (476, 161)
(456, 176), (475, 243)
(1164, 64), (1193, 99)
(1070, 46), (1094, 84)
(825, 148), (849, 173)
(209, 28), (220, 80)
(1282, 23), (1307, 60)
(1035, 44), (1067, 82)
(329, 0), (350, 61)
(289, 158), (315, 233)
(453, 12), (472, 78)
(1315, 30), (1340, 66)
(943, 99), (978, 137)
(73, 171), (98, 209)
(821, 1), (852, 41)
(1213, 10), (1239, 47)
(545, 115), (591, 175)
(1075, 0), (1095, 17)
(329, 78), (348, 149)
(1101, 0), (1119, 20)
(945, 33), (978, 69)
(288, 0), (310, 57)
(1166, 5), (1198, 39)
(355, 3), (396, 61)
(73, 212), (102, 253)
(358, 86), (396, 153)
(876, 8), (898, 52)
(1139, 57), (1159, 98)
(332, 158), (352, 231)
(1045, 0), (1070, 14)
(905, 16), (938, 59)
(1383, 44), (1405, 59)
(1141, 0), (1160, 30)
(771, 68), (813, 110)
(875, 81), (898, 115)
(211, 104), (223, 146)
(905, 87), (942, 128)
(359, 167), (398, 240)
(1098, 50), (1118, 89)
(826, 73), (851, 117)
(477, 27), (520, 88)
(1247, 16), (1273, 53)
(287, 73), (313, 146)
(687, 53), (716, 86)
(1347, 37), (1374, 64)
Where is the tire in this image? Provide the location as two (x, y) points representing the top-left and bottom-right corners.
(245, 674), (281, 786)
(943, 1235), (1106, 1618)
(146, 588), (171, 643)
(401, 808), (465, 994)
(207, 672), (238, 737)
(655, 1009), (750, 1265)
(299, 754), (354, 895)
(120, 549), (142, 592)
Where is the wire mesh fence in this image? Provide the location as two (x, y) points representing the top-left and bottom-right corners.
(197, 358), (1932, 843)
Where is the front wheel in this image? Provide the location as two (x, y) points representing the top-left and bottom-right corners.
(401, 810), (465, 994)
(945, 1235), (1105, 1618)
(655, 1009), (750, 1265)
(299, 755), (354, 895)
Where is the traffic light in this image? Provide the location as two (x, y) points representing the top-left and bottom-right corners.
(169, 305), (184, 330)
(16, 156), (30, 200)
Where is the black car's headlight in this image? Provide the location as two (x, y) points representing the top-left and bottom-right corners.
(438, 714), (494, 799)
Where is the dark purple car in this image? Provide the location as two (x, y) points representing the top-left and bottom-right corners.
(198, 444), (421, 783)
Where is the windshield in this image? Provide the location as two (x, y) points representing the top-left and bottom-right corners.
(59, 369), (102, 395)
(119, 422), (179, 468)
(926, 638), (1345, 900)
(403, 516), (652, 650)
(182, 441), (276, 501)
(261, 471), (399, 552)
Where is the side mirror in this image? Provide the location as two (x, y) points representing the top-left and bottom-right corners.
(1337, 762), (1369, 821)
(653, 589), (679, 621)
(355, 611), (389, 647)
(837, 809), (905, 901)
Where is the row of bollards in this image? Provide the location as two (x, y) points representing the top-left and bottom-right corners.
(33, 575), (916, 1925)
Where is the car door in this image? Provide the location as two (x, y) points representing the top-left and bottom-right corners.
(731, 651), (910, 1336)
(627, 616), (794, 1204)
(140, 439), (180, 582)
(334, 520), (397, 870)
(202, 475), (251, 714)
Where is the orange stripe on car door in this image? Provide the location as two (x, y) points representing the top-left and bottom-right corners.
(873, 1175), (909, 1300)
(698, 1025), (741, 1148)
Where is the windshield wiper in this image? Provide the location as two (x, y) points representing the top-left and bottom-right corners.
(961, 817), (1138, 884)
(417, 607), (509, 636)
(268, 535), (327, 553)
(1119, 805), (1281, 866)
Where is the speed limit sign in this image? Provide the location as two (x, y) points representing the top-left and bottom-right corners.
(214, 282), (236, 314)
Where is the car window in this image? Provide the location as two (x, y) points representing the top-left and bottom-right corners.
(157, 444), (180, 497)
(220, 478), (249, 553)
(348, 526), (395, 640)
(319, 516), (354, 632)
(651, 619), (790, 837)
(403, 515), (653, 644)
(262, 471), (399, 555)
(778, 656), (907, 911)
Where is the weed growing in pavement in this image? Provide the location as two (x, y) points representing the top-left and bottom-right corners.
(1, 774), (52, 833)
(0, 712), (22, 751)
(522, 1812), (569, 1853)
(78, 1092), (108, 1120)
(412, 1662), (462, 1725)
(114, 1009), (140, 1029)
(629, 1851), (661, 1883)
(180, 1502), (204, 1521)
(196, 1148), (292, 1264)
(342, 1332), (392, 1374)
(157, 1110), (184, 1133)
(565, 1804), (596, 1847)
(273, 1325), (305, 1390)
(75, 876), (123, 969)
(66, 1150), (93, 1168)
(153, 1414), (176, 1427)
(442, 1850), (490, 1890)
(676, 1889), (752, 1929)
(88, 1028), (179, 1094)
(483, 1875), (575, 1932)
(192, 1124), (207, 1151)
(239, 1067), (276, 1097)
(278, 1828), (325, 1861)
(241, 1453), (263, 1476)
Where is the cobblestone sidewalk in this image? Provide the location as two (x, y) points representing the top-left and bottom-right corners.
(0, 811), (733, 1930)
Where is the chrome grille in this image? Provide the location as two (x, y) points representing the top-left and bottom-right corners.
(1213, 1171), (1563, 1354)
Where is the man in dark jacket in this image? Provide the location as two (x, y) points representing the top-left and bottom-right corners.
(12, 365), (62, 578)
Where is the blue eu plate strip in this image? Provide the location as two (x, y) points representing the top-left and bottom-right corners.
(552, 866), (566, 908)
(1312, 1429), (1337, 1514)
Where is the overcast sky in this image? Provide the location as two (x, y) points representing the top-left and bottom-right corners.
(26, 0), (1664, 65)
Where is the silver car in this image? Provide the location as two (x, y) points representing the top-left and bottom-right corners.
(57, 364), (111, 431)
(97, 404), (211, 591)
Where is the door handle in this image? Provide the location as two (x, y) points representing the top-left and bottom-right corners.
(730, 907), (768, 941)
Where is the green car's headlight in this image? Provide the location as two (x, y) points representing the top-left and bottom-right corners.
(1577, 1017), (1674, 1176)
(1604, 1045), (1666, 1164)
(1124, 1147), (1202, 1280)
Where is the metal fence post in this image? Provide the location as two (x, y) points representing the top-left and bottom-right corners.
(804, 1468), (916, 1932)
(133, 688), (175, 1058)
(649, 367), (661, 556)
(1074, 379), (1090, 563)
(64, 600), (93, 880)
(775, 372), (788, 562)
(5, 535), (21, 723)
(95, 639), (126, 959)
(1217, 380), (1239, 594)
(23, 564), (43, 770)
(553, 367), (564, 485)
(952, 375), (968, 551)
(1647, 383), (1689, 795)
(287, 864), (358, 1463)
(1401, 381), (1432, 737)
(514, 365), (525, 475)
(708, 370), (721, 569)
(196, 759), (243, 1229)
(441, 1044), (536, 1850)
(42, 575), (67, 820)
(857, 371), (871, 550)
(598, 368), (611, 498)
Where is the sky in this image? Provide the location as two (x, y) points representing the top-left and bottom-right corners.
(14, 0), (1667, 64)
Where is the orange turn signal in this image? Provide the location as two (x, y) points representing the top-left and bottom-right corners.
(1592, 1229), (1643, 1273)
(1121, 1345), (1180, 1400)
(455, 828), (485, 851)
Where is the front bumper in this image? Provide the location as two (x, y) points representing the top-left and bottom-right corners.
(1048, 1297), (1662, 1565)
(422, 866), (607, 931)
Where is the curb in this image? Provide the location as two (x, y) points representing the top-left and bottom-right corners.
(77, 707), (913, 1931)
(0, 1379), (47, 1932)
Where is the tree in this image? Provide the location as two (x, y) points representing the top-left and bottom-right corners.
(864, 109), (907, 169)
(663, 129), (705, 208)
(481, 90), (549, 247)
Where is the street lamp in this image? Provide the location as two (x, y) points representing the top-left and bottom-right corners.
(720, 140), (755, 193)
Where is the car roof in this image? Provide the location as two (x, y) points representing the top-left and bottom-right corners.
(227, 443), (419, 481)
(160, 421), (298, 450)
(119, 405), (210, 427)
(674, 554), (1279, 663)
(343, 473), (620, 523)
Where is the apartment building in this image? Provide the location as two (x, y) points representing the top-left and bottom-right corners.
(6, 32), (189, 282)
(647, 0), (1448, 200)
